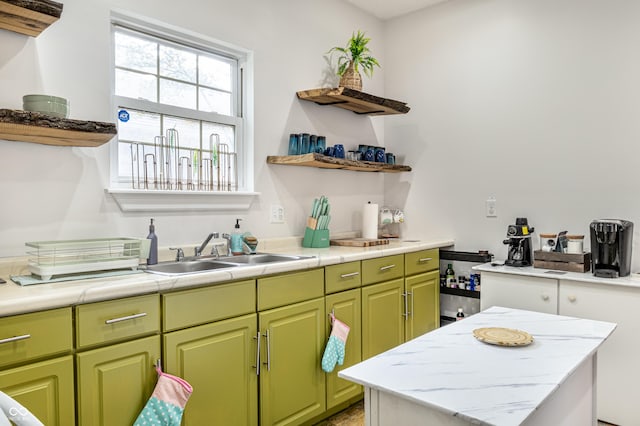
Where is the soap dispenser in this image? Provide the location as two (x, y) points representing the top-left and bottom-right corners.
(147, 218), (158, 265)
(231, 219), (244, 255)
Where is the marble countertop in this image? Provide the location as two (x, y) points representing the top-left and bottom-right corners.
(339, 306), (616, 426)
(473, 262), (640, 289)
(0, 238), (453, 317)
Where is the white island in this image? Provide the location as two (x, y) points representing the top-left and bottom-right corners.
(339, 306), (616, 426)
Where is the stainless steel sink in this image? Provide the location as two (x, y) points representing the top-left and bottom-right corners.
(145, 259), (238, 275)
(144, 253), (313, 276)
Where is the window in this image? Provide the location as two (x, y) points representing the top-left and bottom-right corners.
(110, 14), (251, 195)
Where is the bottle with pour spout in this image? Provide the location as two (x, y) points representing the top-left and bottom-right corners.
(230, 219), (244, 255)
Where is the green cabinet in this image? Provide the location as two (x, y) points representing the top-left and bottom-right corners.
(405, 271), (440, 340)
(0, 355), (75, 425)
(258, 297), (326, 426)
(74, 294), (161, 426)
(361, 278), (405, 359)
(361, 251), (440, 359)
(0, 307), (74, 425)
(325, 288), (362, 409)
(163, 313), (258, 425)
(76, 334), (160, 425)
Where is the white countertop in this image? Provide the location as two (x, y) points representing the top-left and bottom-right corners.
(339, 306), (616, 426)
(0, 239), (453, 317)
(473, 262), (640, 289)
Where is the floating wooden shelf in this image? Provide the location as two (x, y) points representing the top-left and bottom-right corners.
(296, 87), (410, 116)
(267, 153), (411, 173)
(0, 109), (117, 147)
(0, 0), (63, 37)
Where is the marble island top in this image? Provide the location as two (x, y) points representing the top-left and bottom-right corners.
(0, 238), (452, 317)
(339, 306), (616, 426)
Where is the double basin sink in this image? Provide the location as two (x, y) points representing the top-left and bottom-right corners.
(145, 253), (313, 276)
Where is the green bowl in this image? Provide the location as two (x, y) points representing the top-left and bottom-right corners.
(23, 94), (69, 118)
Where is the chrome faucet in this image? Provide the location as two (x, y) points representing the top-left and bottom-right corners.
(221, 233), (232, 256)
(170, 247), (185, 261)
(195, 232), (218, 257)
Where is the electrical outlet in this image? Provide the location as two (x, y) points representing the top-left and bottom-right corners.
(270, 204), (285, 223)
(486, 198), (497, 217)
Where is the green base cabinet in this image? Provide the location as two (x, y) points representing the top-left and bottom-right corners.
(76, 335), (160, 426)
(259, 297), (326, 426)
(361, 278), (405, 359)
(325, 288), (362, 409)
(405, 270), (440, 341)
(0, 355), (75, 426)
(163, 313), (258, 425)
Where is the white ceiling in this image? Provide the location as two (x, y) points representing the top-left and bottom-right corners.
(343, 0), (450, 20)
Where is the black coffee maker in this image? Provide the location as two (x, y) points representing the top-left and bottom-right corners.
(590, 219), (633, 278)
(503, 218), (535, 267)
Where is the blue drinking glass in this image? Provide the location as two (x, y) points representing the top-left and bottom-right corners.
(300, 133), (310, 154)
(309, 135), (317, 154)
(375, 148), (386, 163)
(288, 134), (299, 155)
(334, 144), (345, 159)
(317, 136), (327, 153)
(386, 153), (396, 165)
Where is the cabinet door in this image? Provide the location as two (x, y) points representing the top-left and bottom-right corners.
(559, 281), (640, 426)
(405, 271), (439, 341)
(76, 335), (160, 426)
(0, 355), (75, 426)
(325, 289), (362, 409)
(361, 278), (405, 359)
(259, 298), (325, 426)
(480, 272), (558, 314)
(163, 313), (258, 426)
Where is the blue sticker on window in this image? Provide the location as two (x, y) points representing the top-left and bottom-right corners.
(118, 109), (130, 122)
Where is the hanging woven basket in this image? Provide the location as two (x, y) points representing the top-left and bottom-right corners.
(339, 61), (362, 91)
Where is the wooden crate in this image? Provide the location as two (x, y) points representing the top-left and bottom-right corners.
(533, 250), (591, 273)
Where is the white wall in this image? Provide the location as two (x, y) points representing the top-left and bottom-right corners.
(0, 0), (387, 256)
(384, 0), (640, 270)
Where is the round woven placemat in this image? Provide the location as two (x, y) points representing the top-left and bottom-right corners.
(473, 327), (533, 347)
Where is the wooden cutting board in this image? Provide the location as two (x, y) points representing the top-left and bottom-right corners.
(330, 238), (390, 247)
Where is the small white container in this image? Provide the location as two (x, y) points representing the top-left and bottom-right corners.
(566, 235), (585, 254)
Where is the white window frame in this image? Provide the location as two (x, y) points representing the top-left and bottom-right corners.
(107, 10), (256, 212)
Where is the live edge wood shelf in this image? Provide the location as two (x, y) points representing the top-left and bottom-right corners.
(0, 109), (117, 147)
(0, 0), (63, 37)
(296, 87), (410, 116)
(267, 153), (411, 173)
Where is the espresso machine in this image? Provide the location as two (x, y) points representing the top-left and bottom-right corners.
(503, 218), (535, 267)
(590, 219), (633, 278)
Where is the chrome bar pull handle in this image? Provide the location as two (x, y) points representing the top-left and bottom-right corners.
(105, 312), (147, 324)
(418, 257), (433, 263)
(379, 264), (395, 272)
(253, 332), (261, 376)
(408, 291), (414, 317)
(402, 292), (409, 318)
(263, 329), (271, 371)
(0, 334), (31, 345)
(340, 272), (360, 278)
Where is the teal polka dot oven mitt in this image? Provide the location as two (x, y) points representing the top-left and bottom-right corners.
(134, 366), (193, 426)
(322, 314), (350, 373)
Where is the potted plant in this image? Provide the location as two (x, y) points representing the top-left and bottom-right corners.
(328, 30), (380, 91)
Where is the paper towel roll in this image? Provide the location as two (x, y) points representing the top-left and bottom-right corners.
(362, 202), (379, 239)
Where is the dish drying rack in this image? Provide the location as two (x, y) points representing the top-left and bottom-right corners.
(26, 238), (151, 281)
(129, 130), (238, 192)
